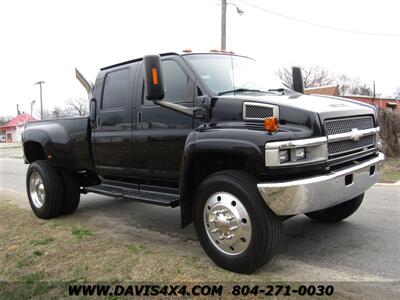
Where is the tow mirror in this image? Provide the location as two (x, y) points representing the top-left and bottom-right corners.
(89, 98), (96, 124)
(292, 66), (304, 94)
(143, 55), (165, 101)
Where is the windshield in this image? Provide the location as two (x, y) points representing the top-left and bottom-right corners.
(184, 54), (284, 95)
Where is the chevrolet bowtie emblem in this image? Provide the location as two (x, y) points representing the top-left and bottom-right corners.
(350, 128), (361, 141)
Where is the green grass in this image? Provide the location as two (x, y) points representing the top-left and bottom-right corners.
(15, 257), (33, 269)
(71, 227), (94, 239)
(127, 244), (139, 253)
(381, 157), (400, 182)
(21, 272), (45, 284)
(31, 237), (54, 246)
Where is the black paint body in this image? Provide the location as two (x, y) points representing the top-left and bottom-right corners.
(22, 53), (377, 227)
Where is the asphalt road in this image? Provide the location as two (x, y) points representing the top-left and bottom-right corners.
(1, 156), (399, 281)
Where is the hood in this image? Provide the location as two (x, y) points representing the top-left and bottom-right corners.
(209, 92), (377, 136)
(236, 93), (375, 121)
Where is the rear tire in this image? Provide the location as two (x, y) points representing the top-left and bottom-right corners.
(59, 170), (80, 215)
(305, 194), (364, 222)
(26, 160), (63, 219)
(193, 170), (281, 274)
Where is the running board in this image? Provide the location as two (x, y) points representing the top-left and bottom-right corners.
(84, 184), (180, 207)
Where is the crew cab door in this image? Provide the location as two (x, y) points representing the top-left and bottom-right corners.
(92, 63), (138, 177)
(134, 57), (195, 181)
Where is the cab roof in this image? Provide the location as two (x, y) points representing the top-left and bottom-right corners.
(100, 51), (252, 71)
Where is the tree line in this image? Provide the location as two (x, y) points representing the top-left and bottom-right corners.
(276, 64), (400, 97)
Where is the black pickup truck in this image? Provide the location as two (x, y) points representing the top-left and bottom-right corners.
(22, 51), (384, 273)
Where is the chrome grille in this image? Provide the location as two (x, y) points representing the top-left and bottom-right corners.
(325, 116), (375, 158)
(328, 135), (374, 156)
(243, 102), (277, 120)
(325, 116), (374, 135)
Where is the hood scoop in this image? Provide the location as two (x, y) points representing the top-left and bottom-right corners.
(243, 102), (279, 121)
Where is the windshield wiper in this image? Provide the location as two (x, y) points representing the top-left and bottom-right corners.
(218, 88), (265, 96)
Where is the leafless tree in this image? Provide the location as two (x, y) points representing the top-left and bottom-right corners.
(335, 74), (373, 96)
(394, 87), (400, 99)
(52, 106), (64, 119)
(277, 64), (334, 89)
(0, 116), (13, 126)
(65, 97), (88, 116)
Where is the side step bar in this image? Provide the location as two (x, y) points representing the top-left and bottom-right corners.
(84, 184), (180, 208)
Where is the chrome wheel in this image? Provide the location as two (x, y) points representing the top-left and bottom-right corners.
(29, 171), (46, 209)
(203, 192), (252, 255)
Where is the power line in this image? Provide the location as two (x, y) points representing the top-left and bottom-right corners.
(237, 0), (400, 37)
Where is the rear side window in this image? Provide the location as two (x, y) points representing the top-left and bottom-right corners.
(102, 68), (130, 110)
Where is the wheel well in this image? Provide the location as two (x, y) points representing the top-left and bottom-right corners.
(180, 153), (255, 227)
(24, 142), (46, 163)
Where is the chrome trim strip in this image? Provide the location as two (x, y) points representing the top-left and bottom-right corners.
(328, 147), (378, 165)
(265, 136), (327, 149)
(258, 152), (385, 216)
(327, 127), (379, 142)
(328, 143), (375, 157)
(242, 102), (279, 120)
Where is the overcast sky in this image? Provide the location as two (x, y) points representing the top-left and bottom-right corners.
(0, 0), (399, 118)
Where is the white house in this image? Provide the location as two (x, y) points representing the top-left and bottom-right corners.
(0, 113), (37, 143)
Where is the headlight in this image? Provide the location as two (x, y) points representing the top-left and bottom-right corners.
(265, 137), (328, 167)
(295, 147), (306, 160)
(279, 150), (290, 163)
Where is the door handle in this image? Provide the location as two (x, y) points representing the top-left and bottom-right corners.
(137, 112), (142, 124)
(96, 116), (101, 127)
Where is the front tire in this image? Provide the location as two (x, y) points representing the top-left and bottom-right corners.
(305, 194), (364, 222)
(193, 170), (281, 274)
(26, 160), (63, 219)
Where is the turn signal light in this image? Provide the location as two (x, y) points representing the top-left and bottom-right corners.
(151, 68), (159, 85)
(264, 117), (279, 132)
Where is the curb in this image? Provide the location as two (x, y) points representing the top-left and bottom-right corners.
(375, 181), (400, 187)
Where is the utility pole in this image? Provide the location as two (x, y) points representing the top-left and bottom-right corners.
(220, 1), (244, 50)
(31, 100), (36, 116)
(35, 81), (45, 120)
(373, 81), (376, 99)
(221, 0), (227, 50)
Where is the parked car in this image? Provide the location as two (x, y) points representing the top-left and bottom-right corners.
(22, 51), (384, 273)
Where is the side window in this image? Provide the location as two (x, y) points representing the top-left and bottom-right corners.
(143, 60), (193, 105)
(102, 68), (130, 110)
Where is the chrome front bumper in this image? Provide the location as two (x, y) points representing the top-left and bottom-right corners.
(257, 152), (385, 216)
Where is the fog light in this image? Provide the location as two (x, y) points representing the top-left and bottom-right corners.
(295, 148), (306, 160)
(279, 150), (290, 163)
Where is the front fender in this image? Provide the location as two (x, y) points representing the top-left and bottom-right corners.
(179, 128), (265, 227)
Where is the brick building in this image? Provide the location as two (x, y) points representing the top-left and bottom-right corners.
(305, 85), (399, 111)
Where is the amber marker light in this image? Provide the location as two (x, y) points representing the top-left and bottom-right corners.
(264, 117), (279, 132)
(151, 68), (159, 85)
